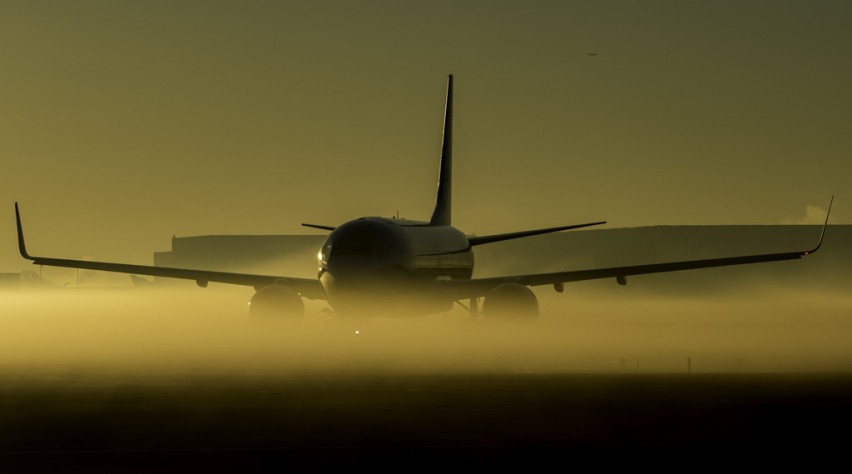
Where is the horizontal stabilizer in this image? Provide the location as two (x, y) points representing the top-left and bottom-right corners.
(468, 221), (606, 246)
(302, 223), (336, 231)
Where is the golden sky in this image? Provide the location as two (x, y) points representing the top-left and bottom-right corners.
(1, 1), (849, 270)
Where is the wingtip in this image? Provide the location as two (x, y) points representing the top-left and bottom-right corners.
(824, 195), (834, 226)
(14, 202), (32, 260)
(804, 195), (833, 255)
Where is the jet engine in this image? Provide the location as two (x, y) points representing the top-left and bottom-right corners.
(483, 283), (539, 322)
(248, 284), (304, 323)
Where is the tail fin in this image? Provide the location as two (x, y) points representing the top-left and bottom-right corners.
(429, 74), (453, 226)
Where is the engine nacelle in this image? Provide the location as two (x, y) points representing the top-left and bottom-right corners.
(249, 285), (304, 324)
(483, 283), (539, 322)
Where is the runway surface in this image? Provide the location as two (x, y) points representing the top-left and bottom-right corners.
(3, 287), (852, 469)
(2, 371), (852, 470)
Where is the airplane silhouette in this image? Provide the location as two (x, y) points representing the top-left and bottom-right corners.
(14, 75), (832, 322)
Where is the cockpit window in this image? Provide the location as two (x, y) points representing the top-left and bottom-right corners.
(320, 242), (332, 264)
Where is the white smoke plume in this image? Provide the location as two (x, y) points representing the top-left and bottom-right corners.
(782, 205), (828, 225)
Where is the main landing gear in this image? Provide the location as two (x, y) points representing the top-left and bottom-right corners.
(458, 283), (539, 323)
(248, 284), (304, 325)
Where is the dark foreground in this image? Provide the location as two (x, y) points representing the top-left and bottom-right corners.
(2, 371), (851, 470)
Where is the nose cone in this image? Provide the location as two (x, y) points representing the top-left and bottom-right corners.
(319, 218), (415, 314)
(320, 218), (411, 278)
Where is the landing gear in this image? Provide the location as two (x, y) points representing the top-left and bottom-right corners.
(483, 283), (539, 322)
(455, 298), (478, 314)
(248, 285), (304, 325)
(456, 284), (539, 323)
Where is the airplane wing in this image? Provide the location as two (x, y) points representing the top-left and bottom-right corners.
(440, 199), (832, 300)
(14, 204), (325, 300)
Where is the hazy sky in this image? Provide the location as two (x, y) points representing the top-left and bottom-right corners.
(1, 1), (850, 270)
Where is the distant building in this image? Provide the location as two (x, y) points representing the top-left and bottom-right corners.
(154, 235), (324, 279)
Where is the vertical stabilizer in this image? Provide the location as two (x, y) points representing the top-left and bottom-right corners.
(429, 75), (453, 226)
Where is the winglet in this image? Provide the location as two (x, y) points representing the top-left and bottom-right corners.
(804, 195), (833, 255)
(429, 74), (453, 226)
(14, 202), (33, 260)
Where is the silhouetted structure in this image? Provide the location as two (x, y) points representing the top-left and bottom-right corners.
(154, 235), (323, 277)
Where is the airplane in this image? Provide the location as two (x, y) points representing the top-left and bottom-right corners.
(14, 75), (832, 323)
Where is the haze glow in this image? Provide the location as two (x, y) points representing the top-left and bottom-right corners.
(1, 1), (849, 270)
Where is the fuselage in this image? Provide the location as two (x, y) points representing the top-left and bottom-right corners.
(318, 217), (473, 316)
